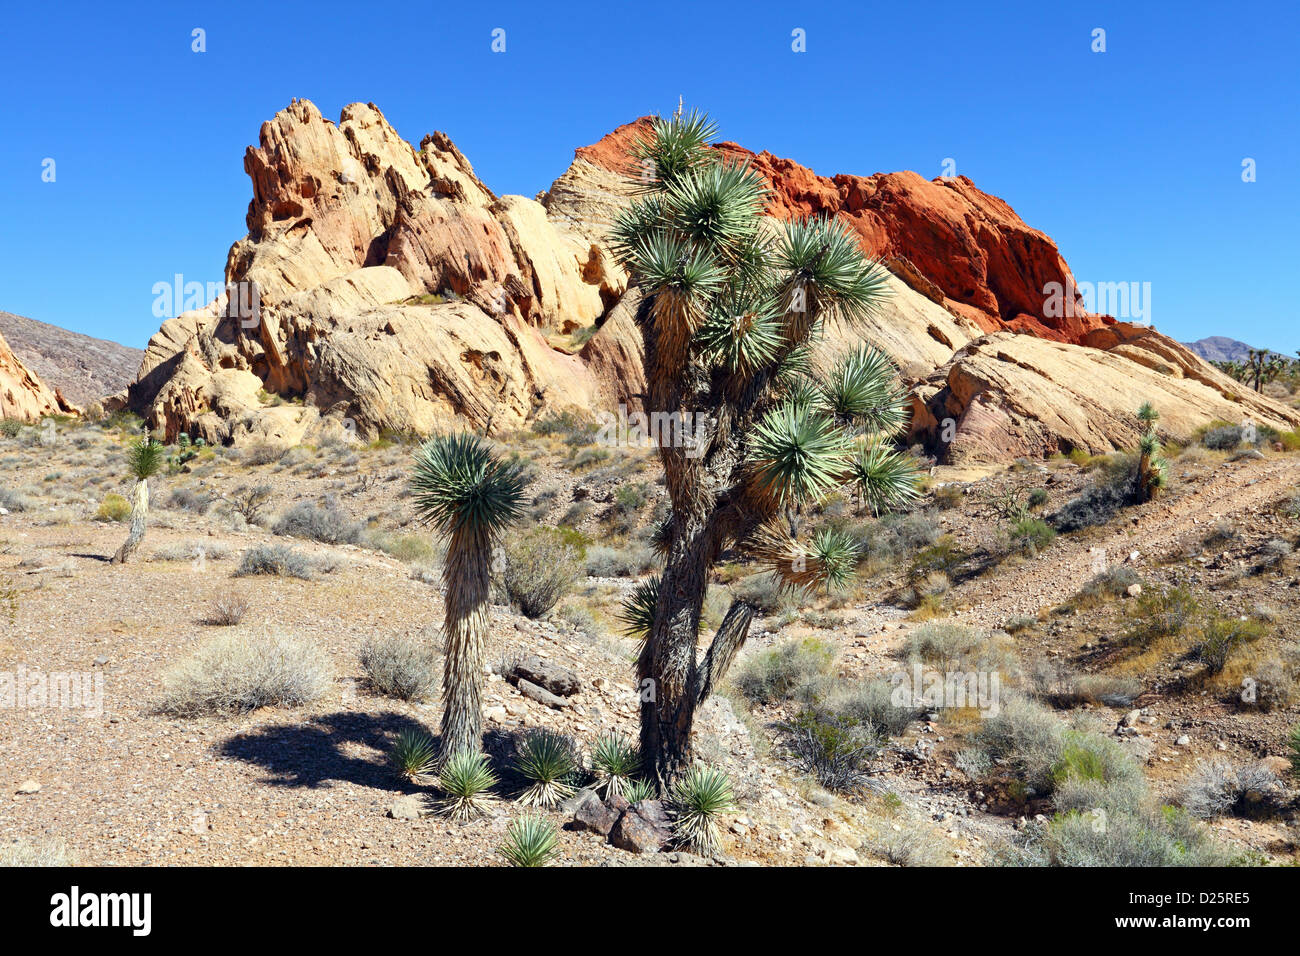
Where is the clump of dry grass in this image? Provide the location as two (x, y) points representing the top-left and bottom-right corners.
(204, 591), (249, 626)
(157, 631), (332, 716)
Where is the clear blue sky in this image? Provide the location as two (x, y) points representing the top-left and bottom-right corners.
(2, 0), (1296, 352)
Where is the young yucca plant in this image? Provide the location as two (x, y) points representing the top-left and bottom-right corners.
(411, 433), (527, 761)
(514, 729), (579, 808)
(612, 109), (921, 790)
(110, 432), (165, 564)
(1135, 405), (1167, 503)
(499, 815), (559, 867)
(591, 732), (642, 800)
(436, 748), (498, 822)
(670, 765), (736, 855)
(391, 728), (439, 783)
(625, 777), (657, 805)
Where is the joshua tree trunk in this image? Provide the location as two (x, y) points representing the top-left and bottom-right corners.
(439, 534), (490, 760)
(111, 479), (150, 564)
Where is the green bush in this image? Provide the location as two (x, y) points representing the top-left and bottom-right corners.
(1124, 587), (1198, 647)
(502, 527), (583, 618)
(1008, 517), (1056, 556)
(733, 637), (835, 704)
(95, 492), (131, 522)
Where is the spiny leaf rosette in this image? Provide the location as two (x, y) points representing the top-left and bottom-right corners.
(612, 111), (921, 790)
(411, 433), (526, 761)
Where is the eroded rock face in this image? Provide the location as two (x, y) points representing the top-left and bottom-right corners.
(129, 99), (626, 444)
(909, 326), (1300, 463)
(126, 101), (1286, 464)
(0, 329), (76, 421)
(578, 119), (1111, 343)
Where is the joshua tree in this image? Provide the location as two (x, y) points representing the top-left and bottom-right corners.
(411, 433), (526, 760)
(611, 111), (920, 789)
(1135, 403), (1167, 503)
(110, 434), (164, 564)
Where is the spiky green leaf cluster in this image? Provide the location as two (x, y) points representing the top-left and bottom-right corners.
(437, 748), (498, 822)
(411, 433), (527, 544)
(514, 729), (579, 808)
(671, 766), (736, 855)
(126, 437), (165, 481)
(592, 732), (642, 799)
(391, 728), (438, 783)
(850, 443), (923, 515)
(498, 815), (560, 867)
(618, 575), (661, 644)
(748, 402), (852, 507)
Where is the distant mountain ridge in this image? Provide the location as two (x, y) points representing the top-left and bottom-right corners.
(0, 310), (143, 407)
(1183, 336), (1288, 364)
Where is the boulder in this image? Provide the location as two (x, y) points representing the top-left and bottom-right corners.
(515, 678), (568, 710)
(608, 800), (673, 854)
(506, 655), (581, 697)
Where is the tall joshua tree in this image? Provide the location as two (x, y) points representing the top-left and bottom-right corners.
(1135, 402), (1167, 503)
(411, 433), (526, 760)
(611, 111), (921, 789)
(111, 434), (164, 564)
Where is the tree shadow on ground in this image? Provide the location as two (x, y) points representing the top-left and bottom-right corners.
(218, 710), (430, 792)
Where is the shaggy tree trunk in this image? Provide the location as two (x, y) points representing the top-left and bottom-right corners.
(439, 535), (490, 760)
(111, 479), (149, 564)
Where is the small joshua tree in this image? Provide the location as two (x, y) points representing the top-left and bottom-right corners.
(610, 110), (921, 789)
(111, 433), (164, 564)
(1135, 403), (1167, 503)
(411, 433), (526, 760)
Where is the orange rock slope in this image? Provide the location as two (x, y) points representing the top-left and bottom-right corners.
(580, 117), (1110, 343)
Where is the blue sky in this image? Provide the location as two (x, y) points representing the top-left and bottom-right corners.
(1, 0), (1296, 351)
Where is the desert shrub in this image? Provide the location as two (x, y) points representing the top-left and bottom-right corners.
(204, 591), (249, 626)
(1288, 724), (1300, 779)
(1124, 586), (1198, 647)
(1075, 565), (1141, 604)
(1256, 538), (1293, 570)
(157, 631), (331, 715)
(956, 749), (992, 779)
(1201, 424), (1243, 451)
(513, 728), (580, 808)
(903, 621), (1017, 674)
(1001, 806), (1240, 867)
(556, 602), (601, 637)
(1049, 463), (1137, 533)
(733, 637), (835, 704)
(245, 443), (288, 466)
(1182, 759), (1285, 820)
(1027, 488), (1049, 508)
(1241, 657), (1296, 711)
(235, 544), (315, 580)
(822, 678), (920, 737)
(1194, 615), (1265, 675)
(731, 572), (795, 615)
(1003, 615), (1037, 633)
(95, 492), (131, 522)
(366, 530), (439, 564)
(229, 484), (274, 525)
(502, 526), (583, 618)
(273, 498), (362, 545)
(359, 634), (438, 701)
(972, 695), (1066, 792)
(1046, 730), (1145, 795)
(0, 839), (73, 866)
(584, 542), (657, 577)
(868, 827), (949, 867)
(531, 410), (589, 440)
(909, 536), (966, 578)
(933, 484), (964, 509)
(167, 486), (213, 514)
(0, 488), (34, 512)
(0, 420), (23, 439)
(781, 707), (882, 794)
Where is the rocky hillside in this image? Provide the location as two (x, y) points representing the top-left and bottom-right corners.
(0, 328), (76, 421)
(122, 99), (1300, 461)
(0, 310), (142, 408)
(1185, 336), (1286, 364)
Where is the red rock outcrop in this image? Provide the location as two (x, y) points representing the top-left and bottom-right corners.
(578, 120), (1110, 343)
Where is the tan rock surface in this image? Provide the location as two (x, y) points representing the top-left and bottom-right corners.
(0, 329), (75, 421)
(910, 326), (1300, 463)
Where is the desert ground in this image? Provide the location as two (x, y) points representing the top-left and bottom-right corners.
(3, 409), (1299, 867)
